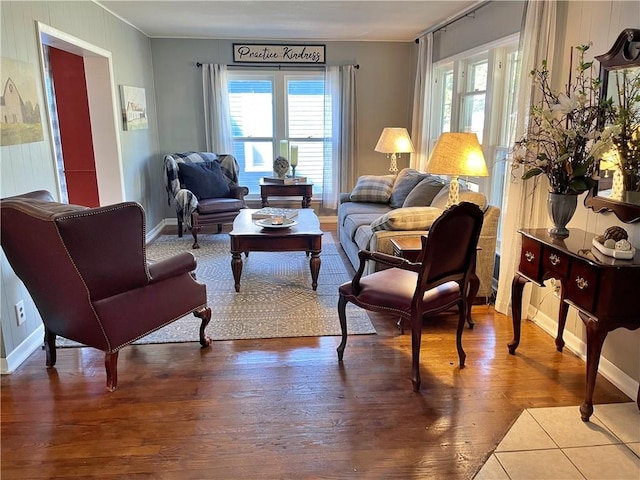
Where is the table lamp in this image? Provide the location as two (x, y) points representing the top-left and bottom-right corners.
(375, 127), (415, 174)
(426, 132), (489, 207)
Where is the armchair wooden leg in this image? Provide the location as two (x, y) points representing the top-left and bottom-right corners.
(456, 300), (467, 369)
(194, 307), (212, 348)
(178, 217), (183, 237)
(337, 295), (348, 361)
(105, 351), (119, 392)
(410, 317), (422, 392)
(191, 226), (201, 249)
(44, 327), (57, 368)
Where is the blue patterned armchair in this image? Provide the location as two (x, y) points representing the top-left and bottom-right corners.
(164, 152), (248, 248)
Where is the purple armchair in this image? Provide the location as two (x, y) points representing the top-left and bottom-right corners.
(1, 190), (212, 391)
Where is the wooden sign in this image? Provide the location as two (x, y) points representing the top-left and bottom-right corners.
(233, 44), (325, 64)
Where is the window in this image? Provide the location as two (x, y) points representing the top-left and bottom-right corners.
(431, 35), (519, 252)
(227, 70), (326, 196)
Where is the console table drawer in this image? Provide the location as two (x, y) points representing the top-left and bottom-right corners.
(519, 236), (542, 280)
(542, 247), (570, 278)
(566, 261), (598, 313)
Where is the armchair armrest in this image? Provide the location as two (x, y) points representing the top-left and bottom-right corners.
(230, 185), (249, 200)
(148, 252), (197, 284)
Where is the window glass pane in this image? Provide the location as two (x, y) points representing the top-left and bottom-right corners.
(461, 93), (485, 142)
(287, 79), (324, 138)
(469, 61), (488, 91)
(441, 71), (453, 133)
(228, 79), (273, 138)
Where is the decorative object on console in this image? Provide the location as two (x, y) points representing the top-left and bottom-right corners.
(273, 156), (289, 179)
(426, 132), (489, 208)
(374, 127), (415, 174)
(592, 226), (635, 258)
(290, 145), (299, 177)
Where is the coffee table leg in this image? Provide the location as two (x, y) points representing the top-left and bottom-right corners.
(309, 251), (321, 291)
(231, 252), (243, 292)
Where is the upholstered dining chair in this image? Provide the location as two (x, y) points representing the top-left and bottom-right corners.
(164, 152), (249, 248)
(337, 202), (484, 392)
(0, 190), (212, 391)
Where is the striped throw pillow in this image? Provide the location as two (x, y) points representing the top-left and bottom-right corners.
(350, 175), (395, 203)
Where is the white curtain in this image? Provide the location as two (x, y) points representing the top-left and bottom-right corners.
(494, 0), (558, 314)
(324, 65), (357, 209)
(202, 63), (234, 154)
(410, 32), (434, 171)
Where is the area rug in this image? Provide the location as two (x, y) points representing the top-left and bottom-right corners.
(57, 233), (375, 346)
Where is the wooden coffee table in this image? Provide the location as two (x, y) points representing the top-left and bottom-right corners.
(229, 209), (323, 292)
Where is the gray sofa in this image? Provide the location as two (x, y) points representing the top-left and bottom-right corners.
(337, 169), (500, 299)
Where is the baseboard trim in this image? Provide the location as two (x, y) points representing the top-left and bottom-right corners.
(0, 325), (44, 374)
(530, 308), (639, 402)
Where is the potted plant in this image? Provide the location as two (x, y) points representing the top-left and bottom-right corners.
(511, 43), (615, 237)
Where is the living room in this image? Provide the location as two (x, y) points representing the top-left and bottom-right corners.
(1, 1), (639, 478)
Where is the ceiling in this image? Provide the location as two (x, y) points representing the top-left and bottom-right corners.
(96, 1), (480, 42)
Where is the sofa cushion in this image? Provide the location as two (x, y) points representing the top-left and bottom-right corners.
(430, 187), (487, 211)
(178, 161), (230, 200)
(389, 168), (429, 208)
(402, 177), (445, 207)
(197, 197), (245, 214)
(350, 175), (395, 203)
(354, 225), (374, 251)
(370, 206), (444, 232)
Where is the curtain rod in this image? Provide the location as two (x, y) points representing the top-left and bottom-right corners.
(196, 62), (359, 69)
(415, 0), (491, 42)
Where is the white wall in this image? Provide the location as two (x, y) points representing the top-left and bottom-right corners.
(0, 1), (161, 366)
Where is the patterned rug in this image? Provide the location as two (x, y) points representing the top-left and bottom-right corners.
(57, 233), (375, 346)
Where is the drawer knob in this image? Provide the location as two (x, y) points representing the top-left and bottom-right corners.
(549, 254), (560, 266)
(525, 251), (535, 262)
(575, 276), (589, 290)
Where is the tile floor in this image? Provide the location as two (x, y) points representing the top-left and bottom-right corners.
(474, 402), (640, 479)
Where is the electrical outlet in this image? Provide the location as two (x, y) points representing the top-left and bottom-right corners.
(15, 300), (25, 326)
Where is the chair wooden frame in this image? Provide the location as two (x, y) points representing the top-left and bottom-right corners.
(337, 202), (484, 391)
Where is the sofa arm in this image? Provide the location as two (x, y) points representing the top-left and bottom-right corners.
(339, 192), (352, 204)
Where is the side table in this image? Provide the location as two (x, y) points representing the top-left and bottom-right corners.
(259, 179), (313, 208)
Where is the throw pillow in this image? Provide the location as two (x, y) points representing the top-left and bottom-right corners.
(350, 175), (395, 203)
(402, 177), (445, 207)
(370, 206), (444, 231)
(389, 168), (429, 208)
(178, 161), (230, 200)
(430, 186), (487, 211)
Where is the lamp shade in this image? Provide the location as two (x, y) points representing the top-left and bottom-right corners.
(375, 128), (415, 154)
(426, 132), (489, 177)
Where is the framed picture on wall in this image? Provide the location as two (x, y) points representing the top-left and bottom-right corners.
(0, 57), (44, 146)
(120, 85), (148, 130)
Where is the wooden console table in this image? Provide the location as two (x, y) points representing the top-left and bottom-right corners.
(259, 179), (313, 208)
(510, 228), (640, 421)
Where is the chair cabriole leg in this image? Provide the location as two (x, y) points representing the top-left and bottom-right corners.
(105, 351), (119, 391)
(410, 316), (422, 392)
(456, 299), (467, 368)
(337, 295), (348, 361)
(44, 327), (57, 368)
(194, 307), (212, 348)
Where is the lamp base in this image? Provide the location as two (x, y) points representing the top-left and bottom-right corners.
(389, 153), (398, 174)
(446, 176), (460, 208)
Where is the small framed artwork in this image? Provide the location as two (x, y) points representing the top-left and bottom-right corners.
(120, 85), (148, 130)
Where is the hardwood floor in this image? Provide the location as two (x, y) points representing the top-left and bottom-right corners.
(1, 227), (631, 479)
